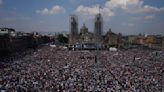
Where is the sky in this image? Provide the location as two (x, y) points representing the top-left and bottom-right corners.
(0, 0), (164, 35)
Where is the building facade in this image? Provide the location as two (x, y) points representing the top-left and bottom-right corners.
(80, 24), (88, 35)
(162, 38), (164, 50)
(79, 24), (94, 43)
(104, 29), (122, 47)
(94, 13), (103, 43)
(69, 15), (78, 44)
(0, 28), (16, 36)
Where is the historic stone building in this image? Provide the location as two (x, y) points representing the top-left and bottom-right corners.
(79, 24), (94, 43)
(104, 29), (119, 47)
(94, 13), (103, 43)
(80, 24), (88, 35)
(69, 15), (78, 44)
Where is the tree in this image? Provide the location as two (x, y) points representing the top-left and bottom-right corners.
(57, 34), (68, 44)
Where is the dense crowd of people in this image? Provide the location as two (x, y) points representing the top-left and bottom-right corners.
(0, 45), (164, 92)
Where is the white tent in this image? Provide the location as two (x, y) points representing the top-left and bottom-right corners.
(63, 46), (68, 49)
(109, 47), (117, 51)
(50, 45), (56, 48)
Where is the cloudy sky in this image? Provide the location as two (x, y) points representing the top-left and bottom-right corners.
(0, 0), (164, 35)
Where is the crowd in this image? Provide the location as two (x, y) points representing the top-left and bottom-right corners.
(0, 45), (164, 92)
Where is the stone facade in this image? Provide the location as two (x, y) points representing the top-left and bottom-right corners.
(69, 15), (78, 44)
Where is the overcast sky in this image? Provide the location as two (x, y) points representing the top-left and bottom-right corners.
(0, 0), (164, 35)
